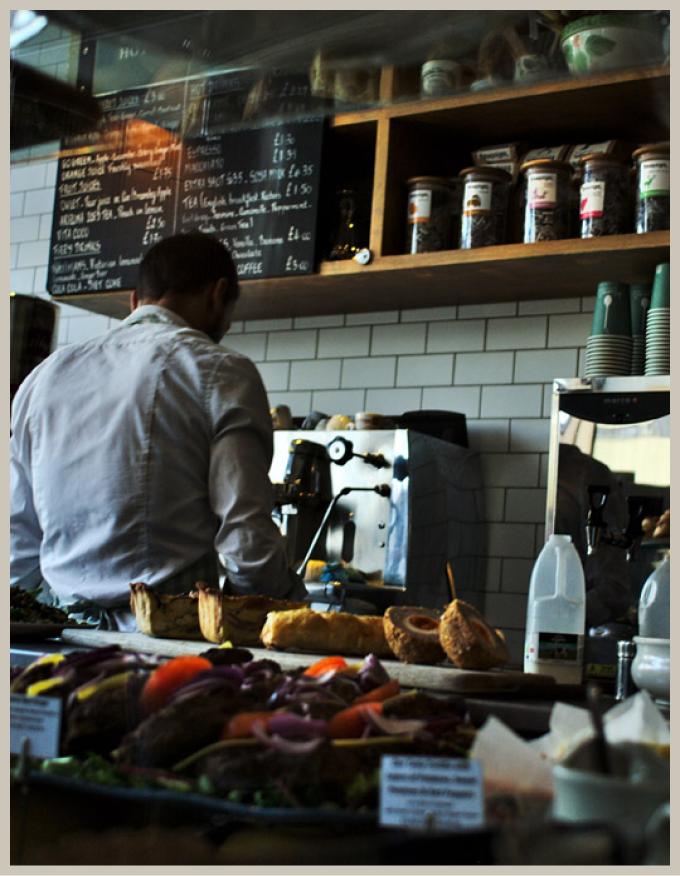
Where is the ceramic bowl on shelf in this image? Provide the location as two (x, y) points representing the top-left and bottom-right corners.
(560, 13), (664, 75)
(631, 636), (670, 704)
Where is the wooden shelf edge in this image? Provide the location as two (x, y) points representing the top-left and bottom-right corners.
(53, 232), (669, 323)
(329, 64), (669, 126)
(313, 232), (669, 274)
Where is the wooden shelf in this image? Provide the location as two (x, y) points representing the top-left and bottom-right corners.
(55, 232), (670, 321)
(380, 64), (670, 143)
(51, 65), (670, 323)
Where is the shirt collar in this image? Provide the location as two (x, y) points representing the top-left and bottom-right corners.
(122, 304), (193, 330)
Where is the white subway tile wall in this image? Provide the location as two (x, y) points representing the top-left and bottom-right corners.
(318, 326), (370, 359)
(222, 332), (268, 361)
(396, 353), (453, 387)
(486, 315), (547, 350)
(10, 156), (599, 666)
(428, 318), (485, 352)
(342, 356), (396, 389)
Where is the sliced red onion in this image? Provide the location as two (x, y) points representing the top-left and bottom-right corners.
(53, 650), (159, 681)
(243, 658), (282, 677)
(250, 720), (326, 754)
(312, 668), (348, 684)
(192, 665), (245, 685)
(59, 656), (154, 680)
(363, 709), (426, 737)
(55, 645), (123, 672)
(265, 712), (327, 739)
(268, 675), (349, 709)
(164, 668), (242, 705)
(356, 654), (390, 691)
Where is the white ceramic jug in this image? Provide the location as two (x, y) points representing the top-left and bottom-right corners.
(638, 554), (670, 639)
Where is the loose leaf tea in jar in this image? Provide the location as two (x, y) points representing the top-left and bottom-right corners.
(520, 158), (572, 242)
(459, 165), (511, 249)
(405, 176), (454, 253)
(578, 153), (629, 237)
(632, 143), (670, 233)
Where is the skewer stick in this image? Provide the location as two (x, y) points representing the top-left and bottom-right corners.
(446, 562), (457, 602)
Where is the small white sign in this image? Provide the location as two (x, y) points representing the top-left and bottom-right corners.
(379, 755), (484, 831)
(10, 694), (62, 760)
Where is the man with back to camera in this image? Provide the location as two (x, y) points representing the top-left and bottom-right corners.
(10, 231), (307, 630)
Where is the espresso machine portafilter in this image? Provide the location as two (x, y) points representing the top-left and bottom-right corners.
(272, 438), (333, 568)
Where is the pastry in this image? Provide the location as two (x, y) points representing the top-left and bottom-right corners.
(129, 582), (203, 640)
(383, 606), (446, 665)
(260, 607), (393, 658)
(439, 599), (510, 670)
(196, 582), (307, 646)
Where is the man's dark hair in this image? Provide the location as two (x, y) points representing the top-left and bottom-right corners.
(137, 232), (239, 302)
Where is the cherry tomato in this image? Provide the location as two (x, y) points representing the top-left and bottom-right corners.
(140, 655), (213, 714)
(353, 679), (401, 705)
(302, 655), (349, 677)
(325, 702), (382, 739)
(220, 711), (271, 740)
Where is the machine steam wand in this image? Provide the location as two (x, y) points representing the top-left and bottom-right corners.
(296, 483), (391, 577)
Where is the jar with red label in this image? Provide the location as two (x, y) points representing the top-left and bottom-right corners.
(405, 176), (454, 253)
(458, 166), (511, 249)
(578, 153), (629, 238)
(520, 158), (572, 242)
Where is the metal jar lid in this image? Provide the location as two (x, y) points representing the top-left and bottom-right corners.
(632, 143), (670, 163)
(458, 165), (511, 183)
(578, 152), (627, 167)
(520, 158), (573, 175)
(406, 175), (454, 189)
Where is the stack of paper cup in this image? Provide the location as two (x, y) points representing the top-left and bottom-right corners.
(585, 281), (632, 377)
(629, 283), (651, 375)
(646, 263), (670, 376)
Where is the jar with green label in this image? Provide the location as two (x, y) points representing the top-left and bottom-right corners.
(520, 158), (572, 242)
(578, 153), (629, 237)
(458, 166), (511, 249)
(632, 144), (670, 233)
(405, 176), (454, 253)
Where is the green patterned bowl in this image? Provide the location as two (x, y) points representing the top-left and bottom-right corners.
(561, 13), (664, 75)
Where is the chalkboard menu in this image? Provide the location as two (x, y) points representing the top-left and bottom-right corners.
(49, 85), (185, 296)
(48, 75), (324, 296)
(178, 119), (322, 279)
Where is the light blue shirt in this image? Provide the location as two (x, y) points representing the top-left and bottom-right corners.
(10, 304), (306, 619)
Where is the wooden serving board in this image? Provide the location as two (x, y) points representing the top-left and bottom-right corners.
(11, 621), (65, 641)
(60, 628), (557, 696)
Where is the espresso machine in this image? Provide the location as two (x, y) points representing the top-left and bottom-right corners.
(545, 376), (670, 686)
(270, 423), (486, 614)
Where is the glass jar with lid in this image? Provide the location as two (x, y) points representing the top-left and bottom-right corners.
(520, 158), (572, 242)
(458, 165), (511, 249)
(632, 143), (670, 233)
(578, 153), (629, 237)
(405, 176), (454, 253)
